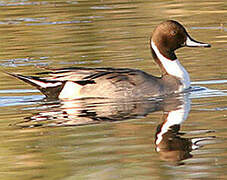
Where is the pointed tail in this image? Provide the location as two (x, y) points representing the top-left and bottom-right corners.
(7, 73), (65, 99)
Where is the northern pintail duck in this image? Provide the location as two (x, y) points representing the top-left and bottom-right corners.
(9, 20), (211, 99)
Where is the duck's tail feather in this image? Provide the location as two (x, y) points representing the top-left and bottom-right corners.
(7, 73), (65, 99)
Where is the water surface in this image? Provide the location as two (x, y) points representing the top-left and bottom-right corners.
(0, 0), (226, 179)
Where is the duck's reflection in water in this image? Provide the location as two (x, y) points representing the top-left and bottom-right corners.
(21, 97), (163, 127)
(154, 95), (215, 164)
(18, 94), (215, 164)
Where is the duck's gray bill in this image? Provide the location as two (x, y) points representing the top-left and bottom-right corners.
(185, 36), (211, 47)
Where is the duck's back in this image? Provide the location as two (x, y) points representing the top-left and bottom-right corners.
(29, 68), (162, 99)
(81, 69), (163, 99)
(45, 67), (163, 99)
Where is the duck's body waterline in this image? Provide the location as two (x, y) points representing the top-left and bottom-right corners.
(8, 20), (211, 99)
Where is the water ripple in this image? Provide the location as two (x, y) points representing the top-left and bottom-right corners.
(0, 0), (47, 6)
(27, 20), (92, 26)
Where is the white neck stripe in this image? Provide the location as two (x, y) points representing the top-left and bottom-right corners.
(151, 40), (190, 91)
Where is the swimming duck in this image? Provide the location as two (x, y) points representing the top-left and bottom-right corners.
(9, 20), (211, 99)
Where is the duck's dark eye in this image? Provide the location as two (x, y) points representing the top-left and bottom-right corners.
(170, 30), (177, 36)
